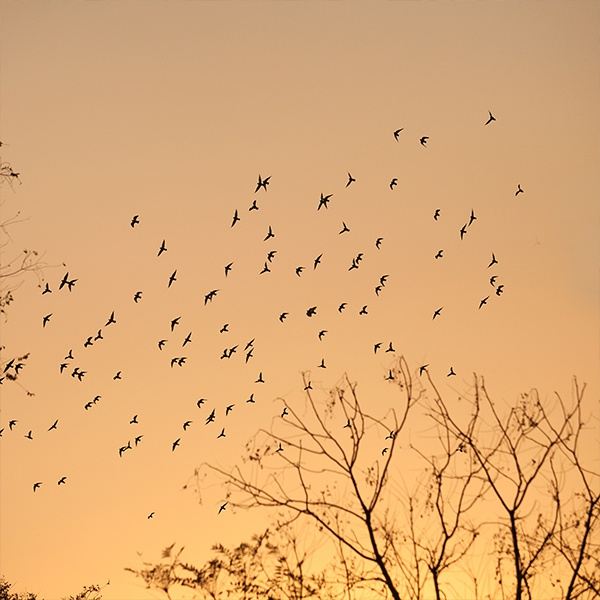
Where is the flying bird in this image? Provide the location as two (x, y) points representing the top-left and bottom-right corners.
(170, 316), (181, 331)
(225, 404), (234, 416)
(434, 209), (441, 221)
(515, 184), (524, 196)
(375, 237), (383, 249)
(130, 215), (140, 228)
(158, 240), (167, 256)
(374, 342), (382, 354)
(386, 342), (395, 353)
(135, 435), (143, 446)
(59, 361), (68, 373)
(158, 339), (167, 350)
(359, 305), (368, 315)
(267, 250), (277, 262)
(433, 307), (443, 320)
(168, 270), (177, 287)
(183, 420), (192, 431)
(459, 224), (467, 240)
(204, 289), (219, 304)
(318, 193), (332, 210)
(313, 253), (323, 269)
(113, 371), (122, 380)
(318, 330), (327, 341)
(33, 482), (42, 492)
(255, 372), (265, 383)
(249, 199), (259, 211)
(339, 222), (350, 234)
(478, 296), (489, 309)
(130, 415), (138, 424)
(435, 250), (444, 260)
(485, 111), (496, 125)
(105, 311), (116, 326)
(264, 226), (275, 241)
(196, 398), (207, 408)
(231, 209), (240, 227)
(419, 136), (429, 146)
(42, 313), (52, 327)
(447, 367), (456, 377)
(255, 174), (271, 193)
(306, 306), (317, 317)
(218, 502), (228, 514)
(496, 284), (504, 296)
(318, 358), (326, 368)
(48, 419), (59, 431)
(217, 428), (226, 439)
(41, 282), (51, 295)
(468, 210), (477, 227)
(133, 291), (143, 303)
(338, 303), (347, 313)
(147, 512), (155, 519)
(9, 420), (17, 430)
(224, 262), (233, 277)
(346, 172), (356, 187)
(260, 262), (270, 274)
(389, 178), (398, 190)
(295, 266), (305, 277)
(172, 438), (181, 452)
(182, 332), (192, 347)
(57, 476), (67, 485)
(488, 253), (498, 268)
(24, 430), (33, 440)
(219, 323), (229, 333)
(393, 128), (403, 141)
(279, 312), (288, 322)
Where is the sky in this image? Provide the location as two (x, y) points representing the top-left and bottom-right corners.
(0, 1), (599, 599)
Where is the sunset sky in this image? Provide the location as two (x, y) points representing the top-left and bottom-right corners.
(1, 2), (599, 599)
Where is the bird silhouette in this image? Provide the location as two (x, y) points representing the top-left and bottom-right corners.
(246, 393), (255, 404)
(130, 415), (138, 424)
(419, 136), (429, 146)
(172, 438), (181, 452)
(204, 289), (219, 304)
(133, 291), (143, 303)
(33, 482), (42, 492)
(42, 313), (52, 327)
(496, 285), (504, 296)
(94, 329), (103, 341)
(385, 370), (394, 381)
(468, 210), (477, 227)
(218, 502), (227, 514)
(84, 336), (93, 348)
(433, 307), (443, 320)
(217, 428), (226, 439)
(386, 342), (395, 353)
(434, 209), (441, 221)
(147, 512), (155, 519)
(374, 343), (381, 354)
(231, 209), (240, 227)
(338, 303), (347, 313)
(318, 193), (332, 210)
(304, 380), (313, 389)
(459, 224), (467, 240)
(515, 184), (524, 196)
(158, 339), (167, 350)
(59, 272), (77, 292)
(135, 435), (143, 446)
(490, 275), (498, 286)
(488, 253), (498, 268)
(389, 178), (398, 190)
(393, 128), (403, 141)
(219, 323), (229, 333)
(485, 111), (496, 125)
(245, 348), (254, 363)
(130, 215), (140, 228)
(419, 364), (429, 376)
(375, 237), (383, 249)
(447, 367), (456, 377)
(182, 332), (192, 347)
(375, 285), (383, 296)
(60, 363), (68, 373)
(313, 253), (323, 269)
(318, 358), (326, 369)
(168, 270), (177, 287)
(249, 199), (259, 211)
(279, 312), (288, 322)
(318, 329), (327, 340)
(8, 419), (18, 430)
(196, 398), (207, 408)
(435, 250), (444, 260)
(224, 262), (233, 277)
(105, 311), (116, 326)
(266, 250), (277, 262)
(295, 266), (305, 277)
(255, 174), (271, 193)
(306, 306), (317, 317)
(25, 430), (33, 440)
(359, 305), (368, 315)
(339, 221), (350, 234)
(42, 282), (51, 295)
(170, 317), (181, 331)
(380, 275), (389, 286)
(113, 371), (122, 380)
(64, 349), (74, 360)
(255, 372), (265, 383)
(48, 419), (59, 431)
(158, 240), (167, 256)
(225, 404), (234, 416)
(346, 172), (356, 187)
(478, 296), (489, 309)
(260, 262), (270, 274)
(183, 420), (192, 431)
(281, 407), (288, 417)
(57, 476), (67, 485)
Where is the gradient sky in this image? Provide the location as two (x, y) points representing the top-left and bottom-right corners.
(1, 2), (599, 599)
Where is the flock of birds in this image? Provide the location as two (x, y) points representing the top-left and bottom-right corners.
(1, 111), (524, 517)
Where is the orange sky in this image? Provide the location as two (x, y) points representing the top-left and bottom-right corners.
(1, 2), (599, 599)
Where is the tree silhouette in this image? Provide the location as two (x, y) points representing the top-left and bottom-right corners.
(194, 357), (599, 600)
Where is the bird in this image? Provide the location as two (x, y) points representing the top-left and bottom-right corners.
(183, 420), (192, 431)
(375, 237), (383, 250)
(133, 291), (143, 303)
(433, 307), (443, 320)
(217, 428), (226, 439)
(48, 419), (59, 431)
(255, 372), (265, 383)
(339, 222), (350, 234)
(231, 209), (240, 227)
(386, 342), (395, 353)
(225, 404), (234, 416)
(490, 275), (498, 286)
(105, 311), (116, 326)
(318, 358), (326, 369)
(381, 448), (388, 456)
(279, 312), (288, 323)
(64, 349), (74, 360)
(42, 313), (52, 327)
(134, 435), (143, 446)
(218, 502), (227, 514)
(485, 111), (496, 126)
(224, 262), (233, 277)
(380, 275), (389, 286)
(318, 193), (332, 210)
(267, 250), (277, 262)
(393, 128), (403, 141)
(219, 324), (229, 333)
(84, 336), (93, 348)
(246, 393), (255, 404)
(496, 285), (504, 296)
(306, 306), (317, 317)
(295, 266), (305, 277)
(41, 282), (52, 295)
(59, 272), (77, 292)
(375, 285), (383, 296)
(359, 305), (368, 315)
(468, 210), (477, 227)
(196, 398), (207, 408)
(259, 262), (270, 274)
(419, 364), (429, 376)
(94, 329), (103, 341)
(130, 415), (138, 424)
(182, 332), (192, 347)
(318, 330), (327, 341)
(118, 443), (131, 457)
(313, 253), (323, 270)
(24, 430), (33, 440)
(385, 431), (395, 440)
(447, 367), (456, 377)
(57, 476), (67, 485)
(172, 438), (181, 451)
(515, 184), (524, 196)
(33, 482), (42, 492)
(244, 338), (254, 351)
(168, 270), (177, 287)
(346, 172), (356, 187)
(158, 339), (167, 350)
(374, 343), (381, 354)
(130, 215), (140, 228)
(304, 380), (313, 389)
(389, 178), (398, 190)
(263, 226), (275, 241)
(459, 224), (467, 240)
(157, 240), (167, 256)
(204, 289), (219, 304)
(147, 512), (155, 519)
(170, 316), (181, 331)
(348, 259), (358, 271)
(245, 348), (254, 363)
(113, 371), (122, 380)
(281, 407), (288, 417)
(338, 303), (347, 313)
(385, 370), (394, 381)
(488, 253), (498, 268)
(419, 136), (429, 146)
(478, 296), (489, 309)
(249, 199), (259, 211)
(255, 174), (271, 193)
(275, 443), (284, 453)
(434, 209), (441, 221)
(59, 362), (68, 373)
(344, 419), (351, 429)
(435, 250), (444, 260)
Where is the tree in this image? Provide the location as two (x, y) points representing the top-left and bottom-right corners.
(0, 577), (102, 600)
(196, 357), (599, 600)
